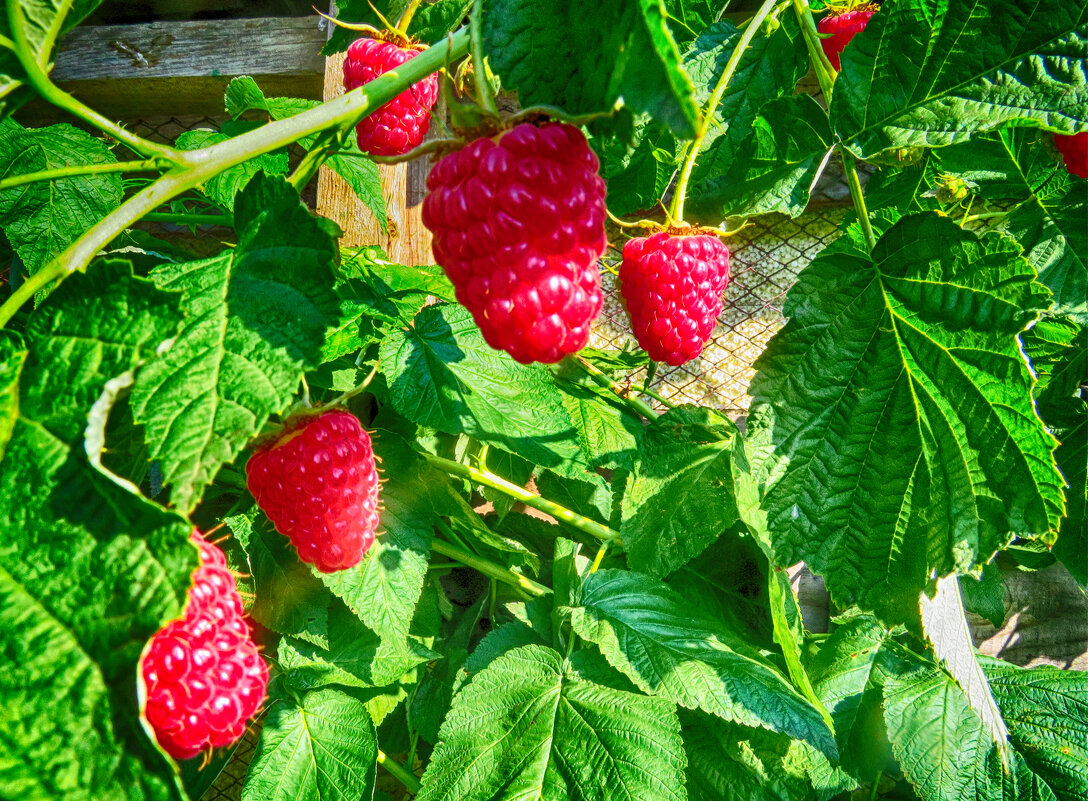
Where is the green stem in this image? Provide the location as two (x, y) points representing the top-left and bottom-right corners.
(396, 0), (426, 33)
(469, 0), (499, 116)
(288, 129), (342, 190)
(588, 540), (610, 574)
(572, 355), (660, 419)
(39, 0), (76, 64)
(423, 452), (620, 543)
(668, 0), (782, 221)
(868, 770), (884, 801)
(633, 384), (677, 409)
(0, 28), (470, 329)
(377, 749), (422, 795)
(141, 211), (233, 226)
(842, 150), (876, 251)
(432, 537), (550, 598)
(0, 159), (164, 191)
(791, 0), (838, 100)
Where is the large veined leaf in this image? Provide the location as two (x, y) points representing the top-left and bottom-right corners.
(748, 212), (1064, 623)
(830, 0), (1088, 158)
(381, 302), (587, 476)
(569, 569), (837, 758)
(242, 687), (378, 801)
(0, 262), (194, 801)
(595, 115), (677, 218)
(416, 644), (687, 801)
(130, 173), (341, 512)
(557, 380), (643, 471)
(0, 330), (25, 460)
(620, 405), (740, 577)
(174, 129), (288, 212)
(481, 0), (699, 138)
(0, 120), (123, 273)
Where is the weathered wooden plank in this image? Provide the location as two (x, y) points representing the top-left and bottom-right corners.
(25, 17), (326, 120)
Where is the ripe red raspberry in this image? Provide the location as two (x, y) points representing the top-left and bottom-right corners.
(818, 8), (876, 71)
(245, 409), (380, 573)
(343, 37), (439, 156)
(619, 232), (731, 366)
(1054, 132), (1088, 179)
(142, 532), (268, 760)
(421, 123), (608, 364)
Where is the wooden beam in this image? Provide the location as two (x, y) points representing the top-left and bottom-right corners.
(23, 17), (326, 121)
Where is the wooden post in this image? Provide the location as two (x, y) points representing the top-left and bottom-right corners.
(315, 52), (434, 265)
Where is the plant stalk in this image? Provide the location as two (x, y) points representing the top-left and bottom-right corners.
(668, 0), (782, 221)
(469, 0), (499, 116)
(377, 749), (422, 795)
(431, 537), (550, 597)
(423, 451), (620, 543)
(572, 355), (660, 419)
(868, 770), (884, 801)
(0, 158), (165, 191)
(842, 150), (877, 250)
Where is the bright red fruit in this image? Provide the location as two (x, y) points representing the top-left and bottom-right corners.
(817, 8), (875, 71)
(1054, 132), (1088, 179)
(422, 123), (608, 364)
(343, 37), (439, 156)
(142, 532), (267, 760)
(619, 232), (731, 366)
(245, 409), (380, 573)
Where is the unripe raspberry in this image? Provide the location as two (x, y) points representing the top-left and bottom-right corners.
(619, 232), (731, 366)
(245, 410), (380, 573)
(343, 37), (439, 156)
(422, 123), (608, 364)
(817, 8), (876, 71)
(1054, 132), (1088, 179)
(142, 532), (268, 760)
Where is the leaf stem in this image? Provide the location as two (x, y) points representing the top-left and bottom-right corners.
(842, 151), (876, 251)
(868, 770), (883, 801)
(142, 211), (233, 226)
(422, 451), (620, 543)
(288, 129), (342, 190)
(588, 541), (610, 574)
(431, 537), (550, 597)
(668, 0), (782, 222)
(39, 0), (76, 63)
(376, 749), (422, 795)
(571, 355), (660, 419)
(469, 0), (499, 116)
(0, 158), (165, 191)
(396, 0), (426, 33)
(633, 383), (677, 409)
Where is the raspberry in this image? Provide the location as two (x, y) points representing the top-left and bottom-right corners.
(343, 37), (439, 156)
(817, 8), (876, 71)
(245, 409), (380, 573)
(142, 532), (268, 760)
(619, 232), (731, 366)
(1054, 132), (1088, 179)
(421, 123), (608, 363)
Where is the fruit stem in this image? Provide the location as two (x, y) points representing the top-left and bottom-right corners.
(0, 158), (166, 191)
(431, 537), (550, 597)
(422, 451), (620, 543)
(668, 0), (783, 222)
(288, 128), (343, 190)
(572, 355), (660, 420)
(633, 383), (677, 409)
(469, 0), (500, 116)
(142, 211), (234, 226)
(376, 749), (422, 794)
(369, 137), (461, 163)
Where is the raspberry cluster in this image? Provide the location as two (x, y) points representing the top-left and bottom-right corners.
(817, 8), (876, 70)
(1054, 132), (1088, 179)
(142, 532), (268, 760)
(619, 232), (731, 366)
(422, 123), (608, 364)
(343, 37), (439, 156)
(246, 410), (381, 573)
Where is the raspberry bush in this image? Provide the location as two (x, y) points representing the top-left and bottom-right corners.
(0, 1), (1084, 800)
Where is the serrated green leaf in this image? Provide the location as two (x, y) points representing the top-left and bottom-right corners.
(749, 212), (1064, 623)
(596, 118), (677, 217)
(558, 380), (642, 471)
(0, 330), (25, 461)
(130, 174), (341, 512)
(481, 0), (698, 138)
(0, 261), (193, 800)
(570, 569), (837, 758)
(831, 0), (1088, 158)
(959, 562), (1006, 628)
(0, 120), (122, 273)
(175, 130), (288, 212)
(621, 405), (739, 578)
(417, 643), (687, 801)
(243, 687), (378, 801)
(381, 302), (587, 475)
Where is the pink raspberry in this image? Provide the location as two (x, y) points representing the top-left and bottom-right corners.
(817, 8), (876, 71)
(619, 232), (731, 366)
(142, 532), (268, 760)
(245, 410), (380, 573)
(343, 37), (439, 156)
(1054, 132), (1088, 179)
(421, 123), (608, 364)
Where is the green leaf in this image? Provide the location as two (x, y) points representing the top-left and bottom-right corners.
(748, 212), (1064, 623)
(243, 687), (378, 801)
(417, 643), (687, 801)
(481, 0), (699, 138)
(596, 117), (677, 218)
(570, 569), (837, 758)
(0, 261), (193, 800)
(381, 302), (587, 475)
(174, 129), (288, 212)
(830, 0), (1088, 158)
(621, 405), (740, 578)
(959, 562), (1005, 628)
(558, 375), (644, 471)
(0, 330), (25, 461)
(0, 120), (123, 273)
(130, 173), (341, 512)
(324, 0), (470, 53)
